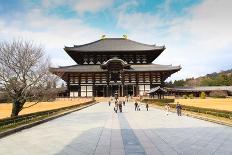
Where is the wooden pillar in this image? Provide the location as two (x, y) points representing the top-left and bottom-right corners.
(118, 85), (120, 97)
(121, 72), (124, 97)
(122, 85), (124, 97)
(78, 73), (81, 97)
(93, 73), (95, 97)
(106, 72), (109, 97)
(106, 84), (109, 97)
(67, 73), (70, 97)
(136, 72), (139, 97)
(132, 85), (135, 96)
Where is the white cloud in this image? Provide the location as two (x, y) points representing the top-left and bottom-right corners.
(74, 0), (114, 13)
(40, 0), (114, 14)
(0, 8), (105, 67)
(116, 0), (232, 80)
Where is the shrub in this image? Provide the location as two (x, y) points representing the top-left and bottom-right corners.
(200, 92), (206, 99)
(189, 94), (194, 99)
(183, 95), (188, 99)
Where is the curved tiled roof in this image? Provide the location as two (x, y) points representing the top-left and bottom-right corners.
(50, 64), (181, 73)
(64, 38), (165, 52)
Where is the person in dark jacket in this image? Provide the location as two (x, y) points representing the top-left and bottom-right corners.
(176, 102), (182, 116)
(146, 103), (149, 111)
(119, 101), (123, 113)
(114, 100), (118, 113)
(134, 101), (138, 111)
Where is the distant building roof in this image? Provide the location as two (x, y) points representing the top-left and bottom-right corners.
(148, 86), (167, 94)
(170, 86), (232, 92)
(64, 38), (165, 52)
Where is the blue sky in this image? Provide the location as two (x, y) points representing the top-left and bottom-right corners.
(0, 0), (232, 81)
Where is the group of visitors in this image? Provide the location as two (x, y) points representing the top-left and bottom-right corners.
(109, 95), (182, 116)
(165, 102), (182, 116)
(111, 99), (124, 113)
(134, 101), (149, 111)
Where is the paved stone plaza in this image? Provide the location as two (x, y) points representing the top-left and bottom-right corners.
(0, 102), (232, 155)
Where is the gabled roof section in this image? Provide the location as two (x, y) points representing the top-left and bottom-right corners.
(101, 58), (131, 69)
(64, 38), (165, 52)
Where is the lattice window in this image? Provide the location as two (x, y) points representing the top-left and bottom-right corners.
(139, 73), (144, 82)
(124, 74), (129, 82)
(81, 74), (86, 83)
(102, 73), (107, 83)
(70, 76), (74, 84)
(131, 73), (136, 82)
(144, 73), (150, 82)
(74, 77), (79, 83)
(87, 74), (92, 83)
(95, 74), (100, 83)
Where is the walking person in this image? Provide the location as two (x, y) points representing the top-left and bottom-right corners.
(146, 103), (149, 111)
(137, 103), (140, 111)
(108, 101), (111, 106)
(114, 100), (118, 113)
(165, 103), (170, 115)
(134, 101), (138, 111)
(176, 102), (182, 116)
(119, 100), (123, 113)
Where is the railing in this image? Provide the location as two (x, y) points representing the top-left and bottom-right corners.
(0, 101), (95, 130)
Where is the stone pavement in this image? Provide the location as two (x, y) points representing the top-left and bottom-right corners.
(0, 102), (232, 155)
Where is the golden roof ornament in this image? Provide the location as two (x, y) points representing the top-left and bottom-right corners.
(101, 35), (106, 39)
(123, 34), (128, 39)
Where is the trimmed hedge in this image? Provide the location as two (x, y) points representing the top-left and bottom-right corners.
(142, 99), (174, 104)
(142, 99), (232, 119)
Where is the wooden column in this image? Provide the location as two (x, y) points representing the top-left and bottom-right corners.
(106, 72), (109, 97)
(106, 85), (109, 97)
(136, 72), (139, 97)
(118, 85), (120, 97)
(67, 73), (70, 97)
(149, 72), (152, 87)
(122, 85), (125, 97)
(93, 73), (95, 97)
(78, 73), (81, 97)
(121, 72), (124, 97)
(133, 85), (135, 96)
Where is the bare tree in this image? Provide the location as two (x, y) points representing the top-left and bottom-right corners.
(0, 39), (52, 117)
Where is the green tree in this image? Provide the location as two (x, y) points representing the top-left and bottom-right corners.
(173, 79), (185, 87)
(200, 92), (206, 99)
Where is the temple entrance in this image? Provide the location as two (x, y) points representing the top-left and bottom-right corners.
(110, 85), (119, 97)
(127, 85), (133, 96)
(124, 85), (134, 96)
(95, 85), (104, 97)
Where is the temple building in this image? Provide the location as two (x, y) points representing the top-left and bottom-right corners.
(50, 38), (181, 97)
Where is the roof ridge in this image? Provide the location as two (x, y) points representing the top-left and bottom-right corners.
(65, 38), (165, 49)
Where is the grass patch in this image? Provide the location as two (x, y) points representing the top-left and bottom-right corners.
(0, 101), (95, 133)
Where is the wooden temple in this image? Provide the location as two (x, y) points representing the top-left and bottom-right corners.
(50, 38), (181, 97)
